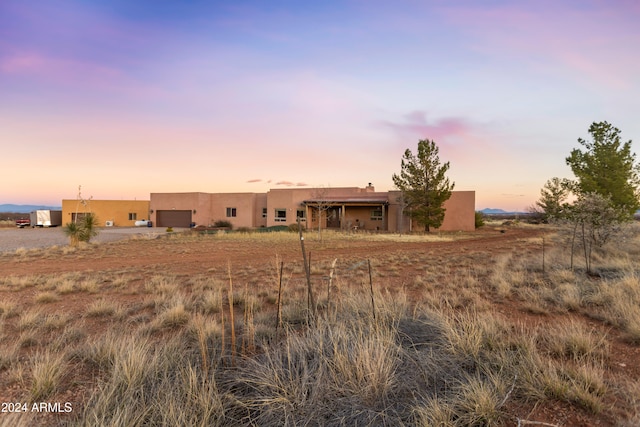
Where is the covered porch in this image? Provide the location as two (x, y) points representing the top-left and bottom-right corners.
(301, 196), (390, 231)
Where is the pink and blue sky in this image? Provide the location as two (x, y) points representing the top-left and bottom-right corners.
(2, 0), (639, 210)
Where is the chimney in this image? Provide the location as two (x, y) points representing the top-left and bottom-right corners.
(365, 183), (374, 192)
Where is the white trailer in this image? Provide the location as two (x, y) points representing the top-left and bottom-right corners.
(30, 210), (63, 227)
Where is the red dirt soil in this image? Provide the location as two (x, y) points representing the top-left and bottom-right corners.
(1, 226), (638, 426)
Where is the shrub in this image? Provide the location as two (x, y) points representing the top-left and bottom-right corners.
(213, 220), (233, 229)
(288, 223), (300, 232)
(263, 225), (289, 232)
(63, 213), (99, 246)
(475, 211), (485, 228)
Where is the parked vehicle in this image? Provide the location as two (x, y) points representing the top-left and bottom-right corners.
(30, 210), (62, 227)
(16, 218), (30, 228)
(134, 219), (150, 227)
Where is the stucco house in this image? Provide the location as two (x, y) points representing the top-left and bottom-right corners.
(61, 199), (150, 227)
(150, 184), (475, 232)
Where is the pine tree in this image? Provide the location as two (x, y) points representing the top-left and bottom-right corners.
(566, 121), (640, 219)
(392, 139), (455, 232)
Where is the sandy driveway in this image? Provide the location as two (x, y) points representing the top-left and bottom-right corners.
(0, 227), (170, 253)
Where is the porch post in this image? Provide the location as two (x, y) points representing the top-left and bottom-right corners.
(341, 204), (345, 230)
(305, 204), (309, 230)
(381, 203), (386, 231)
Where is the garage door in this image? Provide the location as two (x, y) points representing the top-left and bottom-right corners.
(156, 210), (192, 227)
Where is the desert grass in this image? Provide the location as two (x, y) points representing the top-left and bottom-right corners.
(144, 274), (180, 295)
(0, 283), (626, 425)
(29, 350), (67, 401)
(0, 340), (17, 370)
(16, 308), (44, 331)
(541, 319), (609, 362)
(85, 299), (117, 318)
(198, 290), (223, 314)
(192, 228), (471, 248)
(34, 291), (60, 304)
(1, 225), (640, 425)
(157, 301), (190, 329)
(18, 331), (40, 349)
(79, 335), (225, 427)
(0, 300), (18, 318)
(78, 278), (100, 294)
(495, 225), (640, 344)
(0, 274), (42, 289)
(41, 313), (71, 331)
(51, 324), (87, 351)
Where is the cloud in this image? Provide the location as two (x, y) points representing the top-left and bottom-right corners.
(246, 179), (262, 183)
(295, 182), (308, 187)
(378, 110), (500, 162)
(380, 111), (472, 143)
(376, 111), (533, 175)
(275, 181), (294, 186)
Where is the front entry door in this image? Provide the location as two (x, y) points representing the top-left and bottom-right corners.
(326, 207), (340, 228)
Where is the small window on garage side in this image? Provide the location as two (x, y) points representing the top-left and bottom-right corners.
(275, 209), (287, 222)
(226, 207), (237, 217)
(128, 213), (137, 220)
(296, 209), (306, 221)
(262, 208), (267, 218)
(371, 208), (383, 221)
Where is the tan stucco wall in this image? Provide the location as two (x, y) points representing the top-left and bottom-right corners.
(387, 190), (475, 232)
(254, 193), (268, 228)
(149, 193), (207, 226)
(61, 200), (150, 227)
(209, 193), (258, 229)
(149, 187), (475, 232)
(150, 192), (264, 228)
(439, 191), (475, 231)
(266, 188), (312, 227)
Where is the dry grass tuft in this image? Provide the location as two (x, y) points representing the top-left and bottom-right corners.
(34, 291), (60, 304)
(158, 302), (190, 329)
(85, 299), (117, 318)
(29, 351), (67, 401)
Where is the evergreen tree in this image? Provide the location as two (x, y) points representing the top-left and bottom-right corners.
(392, 139), (455, 232)
(566, 121), (640, 219)
(536, 177), (573, 221)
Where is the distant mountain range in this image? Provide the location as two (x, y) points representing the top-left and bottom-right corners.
(0, 204), (62, 213)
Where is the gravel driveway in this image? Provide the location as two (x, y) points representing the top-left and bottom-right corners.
(0, 227), (170, 253)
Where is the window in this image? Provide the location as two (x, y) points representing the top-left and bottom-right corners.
(226, 207), (237, 217)
(274, 209), (287, 222)
(128, 213), (137, 221)
(296, 209), (306, 221)
(262, 208), (267, 218)
(72, 213), (87, 222)
(371, 208), (383, 221)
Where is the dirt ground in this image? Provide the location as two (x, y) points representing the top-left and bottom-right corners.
(1, 226), (639, 426)
(0, 226), (535, 276)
